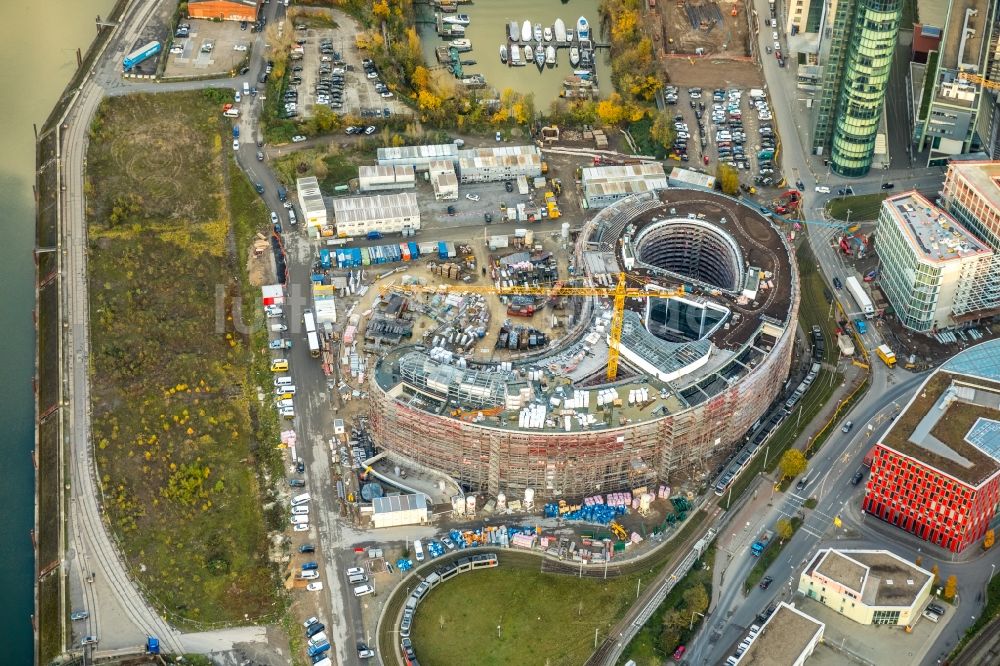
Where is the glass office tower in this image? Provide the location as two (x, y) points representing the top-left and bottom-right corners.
(814, 0), (902, 176)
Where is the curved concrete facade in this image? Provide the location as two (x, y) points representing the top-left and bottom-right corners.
(368, 189), (800, 499)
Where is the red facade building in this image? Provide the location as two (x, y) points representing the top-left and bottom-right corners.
(863, 444), (1000, 553)
(861, 368), (1000, 553)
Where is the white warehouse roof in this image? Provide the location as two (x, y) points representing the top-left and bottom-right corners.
(377, 143), (458, 164)
(332, 192), (419, 226)
(296, 176), (327, 217)
(373, 493), (428, 514)
(583, 163), (668, 198)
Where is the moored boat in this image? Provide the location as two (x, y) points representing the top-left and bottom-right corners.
(510, 43), (524, 65)
(521, 20), (532, 42)
(443, 23), (465, 38)
(508, 21), (519, 41)
(569, 47), (579, 66)
(534, 23), (543, 42)
(554, 19), (567, 43)
(543, 26), (553, 42)
(534, 46), (545, 67)
(523, 44), (534, 63)
(577, 16), (590, 40)
(545, 45), (556, 65)
(450, 39), (472, 52)
(443, 13), (470, 26)
(500, 44), (508, 64)
(567, 28), (574, 42)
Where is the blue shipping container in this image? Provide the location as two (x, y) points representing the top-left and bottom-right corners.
(438, 241), (448, 259)
(408, 241), (419, 258)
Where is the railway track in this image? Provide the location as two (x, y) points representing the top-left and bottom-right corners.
(952, 614), (1000, 666)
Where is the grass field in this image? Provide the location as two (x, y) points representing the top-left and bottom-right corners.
(410, 567), (649, 666)
(269, 146), (365, 193)
(825, 193), (888, 222)
(85, 90), (278, 624)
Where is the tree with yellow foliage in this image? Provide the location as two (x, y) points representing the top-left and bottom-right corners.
(373, 0), (390, 21)
(597, 93), (627, 126)
(411, 65), (430, 91)
(984, 529), (995, 550)
(417, 89), (442, 112)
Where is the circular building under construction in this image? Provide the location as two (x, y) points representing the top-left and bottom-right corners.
(369, 188), (799, 500)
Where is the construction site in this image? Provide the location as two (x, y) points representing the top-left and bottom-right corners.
(361, 188), (800, 502)
(649, 0), (751, 59)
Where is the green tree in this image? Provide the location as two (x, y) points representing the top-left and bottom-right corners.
(776, 518), (794, 542)
(716, 163), (740, 195)
(649, 112), (677, 156)
(683, 584), (709, 615)
(659, 609), (684, 654)
(779, 449), (808, 482)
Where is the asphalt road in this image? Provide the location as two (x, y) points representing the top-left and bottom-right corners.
(691, 370), (925, 665)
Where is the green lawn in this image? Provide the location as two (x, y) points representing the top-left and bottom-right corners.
(85, 90), (279, 625)
(410, 567), (647, 666)
(270, 147), (365, 193)
(825, 193), (888, 222)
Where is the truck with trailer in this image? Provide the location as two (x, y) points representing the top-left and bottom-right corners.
(751, 530), (774, 557)
(845, 276), (875, 319)
(123, 41), (161, 71)
(876, 344), (896, 367)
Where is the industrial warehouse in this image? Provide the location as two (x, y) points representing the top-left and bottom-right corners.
(367, 188), (799, 499)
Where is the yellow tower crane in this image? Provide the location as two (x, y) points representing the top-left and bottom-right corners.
(381, 273), (685, 381)
(958, 72), (1000, 90)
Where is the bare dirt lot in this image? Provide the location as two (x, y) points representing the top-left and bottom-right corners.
(648, 0), (750, 58)
(163, 19), (251, 78)
(662, 56), (762, 88)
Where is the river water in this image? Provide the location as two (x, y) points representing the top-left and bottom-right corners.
(0, 0), (112, 660)
(417, 0), (611, 107)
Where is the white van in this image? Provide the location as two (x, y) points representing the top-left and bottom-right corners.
(353, 583), (374, 597)
(274, 376), (293, 387)
(243, 81), (250, 96)
(348, 573), (367, 584)
(346, 567), (365, 577)
(291, 514), (309, 525)
(292, 505), (309, 515)
(414, 540), (425, 562)
(291, 493), (311, 506)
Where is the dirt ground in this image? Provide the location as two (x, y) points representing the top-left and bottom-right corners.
(647, 0), (750, 58)
(661, 56), (762, 88)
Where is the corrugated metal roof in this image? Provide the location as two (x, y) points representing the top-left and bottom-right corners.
(332, 192), (420, 225)
(372, 493), (428, 514)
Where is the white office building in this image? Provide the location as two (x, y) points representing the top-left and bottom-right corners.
(428, 160), (458, 201)
(332, 192), (420, 237)
(296, 176), (328, 235)
(875, 191), (994, 332)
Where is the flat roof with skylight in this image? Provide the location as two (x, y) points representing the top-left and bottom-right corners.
(883, 192), (991, 262)
(808, 549), (932, 608)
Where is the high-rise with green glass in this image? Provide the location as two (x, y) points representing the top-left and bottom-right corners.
(812, 0), (902, 176)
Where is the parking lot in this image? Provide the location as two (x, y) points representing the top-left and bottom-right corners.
(162, 19), (252, 79)
(663, 85), (781, 191)
(289, 15), (407, 120)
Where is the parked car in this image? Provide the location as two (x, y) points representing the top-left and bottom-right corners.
(70, 610), (90, 621)
(307, 622), (325, 637)
(307, 581), (324, 591)
(881, 182), (895, 189)
(299, 543), (315, 553)
(304, 616), (319, 628)
(466, 193), (480, 202)
(291, 135), (307, 143)
(365, 126), (377, 135)
(759, 575), (773, 590)
(289, 478), (306, 488)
